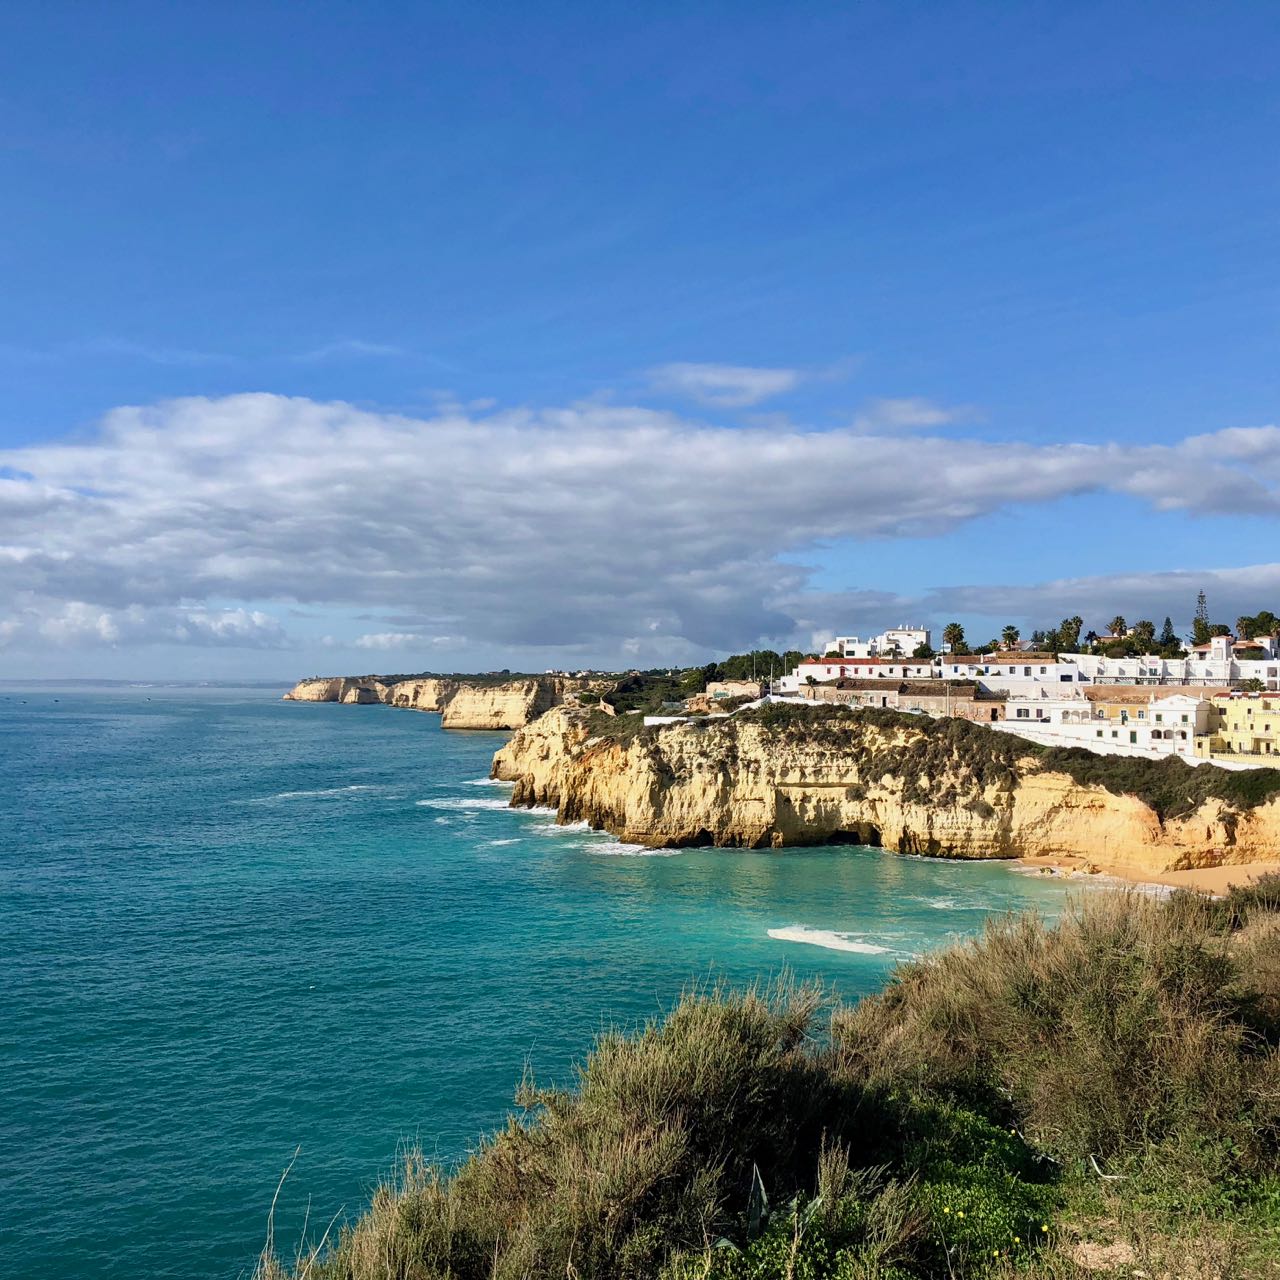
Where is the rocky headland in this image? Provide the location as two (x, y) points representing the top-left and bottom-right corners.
(491, 703), (1280, 874)
(282, 673), (603, 730)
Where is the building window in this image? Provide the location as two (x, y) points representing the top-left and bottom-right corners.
(1154, 714), (1162, 723)
(1130, 731), (1137, 743)
(1096, 730), (1103, 738)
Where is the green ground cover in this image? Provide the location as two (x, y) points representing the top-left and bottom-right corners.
(258, 882), (1280, 1280)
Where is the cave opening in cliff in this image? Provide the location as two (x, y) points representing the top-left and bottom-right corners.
(824, 826), (882, 848)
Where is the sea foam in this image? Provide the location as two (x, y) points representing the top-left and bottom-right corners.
(261, 784), (378, 801)
(767, 925), (890, 955)
(415, 797), (513, 811)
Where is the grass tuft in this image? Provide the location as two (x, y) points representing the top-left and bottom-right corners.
(259, 891), (1280, 1280)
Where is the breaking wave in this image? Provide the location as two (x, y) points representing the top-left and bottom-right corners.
(259, 785), (378, 801)
(767, 925), (890, 955)
(416, 797), (513, 811)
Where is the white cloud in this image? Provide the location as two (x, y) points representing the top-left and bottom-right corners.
(852, 397), (975, 432)
(648, 362), (802, 407)
(781, 563), (1280, 643)
(0, 596), (287, 650)
(353, 632), (420, 650)
(924, 564), (1280, 631)
(2, 393), (1279, 660)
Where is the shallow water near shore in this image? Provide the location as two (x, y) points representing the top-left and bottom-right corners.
(1, 686), (1097, 1279)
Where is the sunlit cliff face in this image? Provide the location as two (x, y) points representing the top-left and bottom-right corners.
(493, 708), (1280, 870)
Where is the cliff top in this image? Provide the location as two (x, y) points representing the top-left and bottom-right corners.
(571, 701), (1280, 820)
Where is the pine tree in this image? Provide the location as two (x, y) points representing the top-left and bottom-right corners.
(1192, 590), (1211, 646)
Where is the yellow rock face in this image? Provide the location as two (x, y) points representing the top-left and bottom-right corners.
(284, 677), (389, 704)
(282, 675), (600, 729)
(491, 708), (1280, 872)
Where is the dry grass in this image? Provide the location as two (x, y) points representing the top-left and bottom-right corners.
(833, 890), (1280, 1175)
(258, 891), (1280, 1280)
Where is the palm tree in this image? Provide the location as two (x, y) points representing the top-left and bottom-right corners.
(1001, 625), (1020, 650)
(1108, 615), (1127, 639)
(942, 621), (966, 653)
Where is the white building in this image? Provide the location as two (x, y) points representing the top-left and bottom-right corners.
(777, 651), (1083, 697)
(994, 690), (1216, 761)
(938, 654), (1085, 697)
(777, 629), (1280, 701)
(832, 625), (931, 659)
(778, 656), (936, 693)
(1060, 634), (1280, 689)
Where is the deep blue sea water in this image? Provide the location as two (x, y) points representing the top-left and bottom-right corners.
(0, 686), (1095, 1279)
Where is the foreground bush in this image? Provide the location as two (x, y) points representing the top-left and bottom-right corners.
(259, 884), (1280, 1280)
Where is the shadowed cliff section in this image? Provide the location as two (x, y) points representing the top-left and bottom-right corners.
(282, 674), (606, 730)
(491, 704), (1280, 871)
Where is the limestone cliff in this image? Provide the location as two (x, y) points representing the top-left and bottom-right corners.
(283, 674), (601, 730)
(385, 678), (460, 711)
(491, 706), (1280, 873)
(440, 680), (569, 731)
(285, 677), (392, 705)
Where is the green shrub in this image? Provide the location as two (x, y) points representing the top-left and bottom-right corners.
(833, 892), (1280, 1173)
(260, 891), (1280, 1280)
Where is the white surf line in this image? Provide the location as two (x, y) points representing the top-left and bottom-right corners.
(767, 925), (890, 955)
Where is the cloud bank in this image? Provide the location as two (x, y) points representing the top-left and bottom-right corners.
(3, 393), (1280, 660)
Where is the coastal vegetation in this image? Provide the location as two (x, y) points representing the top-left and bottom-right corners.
(774, 703), (1280, 818)
(258, 885), (1280, 1279)
(586, 701), (1280, 821)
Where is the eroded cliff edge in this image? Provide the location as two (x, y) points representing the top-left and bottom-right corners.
(282, 674), (600, 730)
(491, 704), (1280, 873)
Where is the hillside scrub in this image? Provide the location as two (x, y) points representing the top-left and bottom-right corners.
(580, 701), (1280, 821)
(259, 886), (1280, 1280)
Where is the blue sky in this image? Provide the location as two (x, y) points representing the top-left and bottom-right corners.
(2, 2), (1279, 677)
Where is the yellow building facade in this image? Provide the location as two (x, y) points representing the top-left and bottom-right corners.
(1194, 694), (1280, 762)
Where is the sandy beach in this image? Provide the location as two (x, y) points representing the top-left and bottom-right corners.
(1018, 855), (1280, 895)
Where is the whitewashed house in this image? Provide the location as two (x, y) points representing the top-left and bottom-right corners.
(778, 656), (937, 692)
(1060, 634), (1280, 689)
(994, 690), (1216, 761)
(832, 625), (931, 659)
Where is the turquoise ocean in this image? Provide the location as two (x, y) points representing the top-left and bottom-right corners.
(1, 687), (1095, 1278)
